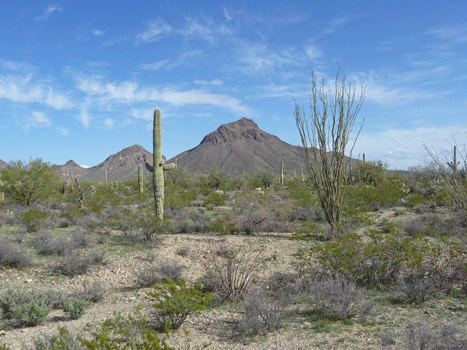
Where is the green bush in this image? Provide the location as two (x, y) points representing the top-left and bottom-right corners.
(19, 208), (49, 232)
(202, 192), (225, 208)
(147, 279), (213, 330)
(0, 292), (53, 327)
(0, 158), (62, 206)
(63, 298), (92, 320)
(0, 289), (64, 327)
(15, 301), (52, 326)
(299, 231), (467, 291)
(32, 313), (175, 349)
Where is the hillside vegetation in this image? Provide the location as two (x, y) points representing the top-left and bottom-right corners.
(1, 160), (467, 349)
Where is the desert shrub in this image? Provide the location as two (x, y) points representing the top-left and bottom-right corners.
(147, 279), (213, 331)
(176, 245), (191, 256)
(170, 208), (209, 233)
(202, 191), (225, 208)
(33, 231), (77, 256)
(207, 213), (236, 234)
(32, 313), (175, 350)
(165, 189), (197, 209)
(63, 297), (92, 320)
(0, 289), (63, 327)
(305, 272), (373, 320)
(157, 260), (185, 281)
(70, 280), (106, 303)
(136, 266), (161, 287)
(403, 320), (467, 350)
(252, 170), (277, 189)
(199, 245), (264, 301)
(48, 249), (106, 277)
(290, 205), (325, 222)
(344, 180), (407, 210)
(237, 286), (296, 337)
(403, 214), (467, 238)
(206, 168), (231, 190)
(302, 232), (406, 288)
(0, 237), (33, 268)
(19, 208), (49, 232)
(301, 231), (467, 291)
(136, 260), (185, 287)
(394, 273), (441, 304)
(233, 192), (273, 234)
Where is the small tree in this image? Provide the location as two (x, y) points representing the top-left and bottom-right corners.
(0, 158), (62, 206)
(295, 65), (366, 234)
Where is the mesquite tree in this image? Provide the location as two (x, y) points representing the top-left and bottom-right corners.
(295, 65), (366, 235)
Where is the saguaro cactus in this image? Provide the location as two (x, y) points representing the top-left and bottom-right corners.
(145, 108), (176, 219)
(138, 164), (144, 194)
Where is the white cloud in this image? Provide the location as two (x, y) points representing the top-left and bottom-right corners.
(104, 118), (114, 128)
(354, 126), (467, 170)
(140, 60), (170, 71)
(35, 5), (62, 22)
(236, 43), (304, 74)
(194, 79), (223, 86)
(93, 29), (105, 36)
(56, 127), (68, 136)
(0, 74), (72, 110)
(77, 104), (91, 127)
(178, 16), (233, 43)
(31, 111), (51, 126)
(305, 45), (322, 59)
(135, 19), (172, 43)
(80, 164), (90, 169)
(75, 74), (249, 113)
(46, 87), (73, 109)
(131, 107), (154, 121)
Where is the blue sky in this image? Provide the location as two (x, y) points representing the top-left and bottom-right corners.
(1, 0), (466, 170)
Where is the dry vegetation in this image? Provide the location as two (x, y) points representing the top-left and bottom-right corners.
(1, 161), (467, 349)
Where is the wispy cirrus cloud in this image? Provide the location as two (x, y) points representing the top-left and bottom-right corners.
(31, 111), (51, 126)
(140, 50), (203, 71)
(177, 16), (234, 43)
(135, 19), (172, 44)
(35, 5), (62, 22)
(194, 79), (223, 86)
(235, 43), (306, 75)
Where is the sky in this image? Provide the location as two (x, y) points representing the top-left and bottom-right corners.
(1, 0), (466, 170)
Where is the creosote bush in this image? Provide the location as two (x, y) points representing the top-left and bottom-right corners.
(147, 279), (213, 331)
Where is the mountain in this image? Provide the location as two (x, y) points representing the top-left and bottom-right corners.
(0, 159), (8, 169)
(57, 145), (156, 182)
(168, 117), (340, 175)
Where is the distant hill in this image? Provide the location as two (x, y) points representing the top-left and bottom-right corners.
(0, 159), (8, 169)
(57, 145), (156, 182)
(168, 117), (358, 175)
(51, 118), (360, 182)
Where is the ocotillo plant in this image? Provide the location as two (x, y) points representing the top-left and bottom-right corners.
(145, 108), (176, 219)
(138, 164), (144, 194)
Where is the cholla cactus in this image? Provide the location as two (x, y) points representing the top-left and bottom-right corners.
(145, 109), (176, 219)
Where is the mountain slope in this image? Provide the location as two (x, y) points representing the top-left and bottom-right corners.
(169, 117), (311, 174)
